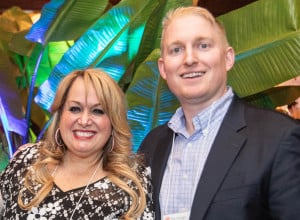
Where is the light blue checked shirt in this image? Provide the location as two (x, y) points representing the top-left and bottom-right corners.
(159, 87), (234, 217)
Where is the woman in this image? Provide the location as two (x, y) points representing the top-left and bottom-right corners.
(0, 69), (154, 219)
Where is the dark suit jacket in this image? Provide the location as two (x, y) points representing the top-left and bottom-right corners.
(139, 97), (300, 220)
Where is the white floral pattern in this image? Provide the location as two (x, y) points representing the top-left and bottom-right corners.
(27, 207), (47, 220)
(0, 144), (154, 219)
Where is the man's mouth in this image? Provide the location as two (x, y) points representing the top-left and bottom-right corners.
(181, 71), (205, 78)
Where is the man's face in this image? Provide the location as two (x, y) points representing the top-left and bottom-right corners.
(158, 14), (234, 108)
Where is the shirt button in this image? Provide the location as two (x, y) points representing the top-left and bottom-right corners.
(187, 143), (192, 148)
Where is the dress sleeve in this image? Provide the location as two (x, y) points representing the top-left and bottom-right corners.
(0, 190), (4, 219)
(138, 165), (155, 220)
(0, 143), (39, 206)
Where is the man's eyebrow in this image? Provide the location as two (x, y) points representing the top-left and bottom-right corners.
(167, 40), (182, 46)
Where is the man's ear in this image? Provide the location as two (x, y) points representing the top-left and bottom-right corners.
(225, 47), (235, 71)
(158, 57), (167, 80)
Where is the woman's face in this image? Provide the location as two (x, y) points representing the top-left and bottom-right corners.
(59, 77), (112, 158)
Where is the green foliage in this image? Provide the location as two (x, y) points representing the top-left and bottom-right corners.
(1, 0), (300, 153)
(218, 0), (300, 98)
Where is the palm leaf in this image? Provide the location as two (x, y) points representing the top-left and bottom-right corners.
(0, 6), (74, 143)
(218, 0), (300, 97)
(19, 41), (73, 142)
(130, 0), (193, 75)
(26, 0), (110, 44)
(0, 7), (33, 154)
(124, 0), (194, 150)
(23, 42), (74, 87)
(34, 0), (157, 110)
(23, 0), (111, 139)
(127, 0), (300, 150)
(0, 68), (27, 157)
(126, 49), (179, 151)
(244, 85), (300, 109)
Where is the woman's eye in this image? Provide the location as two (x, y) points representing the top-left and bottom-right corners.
(69, 106), (81, 112)
(92, 108), (105, 115)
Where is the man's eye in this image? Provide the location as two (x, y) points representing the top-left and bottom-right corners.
(173, 47), (181, 53)
(93, 108), (105, 115)
(169, 47), (182, 54)
(69, 106), (81, 112)
(199, 43), (209, 49)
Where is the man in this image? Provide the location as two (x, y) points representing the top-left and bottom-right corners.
(139, 6), (300, 220)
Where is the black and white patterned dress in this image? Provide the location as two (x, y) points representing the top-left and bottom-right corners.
(0, 144), (154, 219)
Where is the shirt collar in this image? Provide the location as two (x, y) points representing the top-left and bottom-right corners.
(168, 87), (234, 136)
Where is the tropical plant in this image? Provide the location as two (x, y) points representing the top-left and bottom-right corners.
(0, 0), (300, 171)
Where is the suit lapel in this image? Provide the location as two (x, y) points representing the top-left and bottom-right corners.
(152, 127), (174, 188)
(190, 98), (247, 220)
(151, 126), (174, 219)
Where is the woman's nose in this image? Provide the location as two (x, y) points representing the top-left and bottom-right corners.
(77, 111), (91, 126)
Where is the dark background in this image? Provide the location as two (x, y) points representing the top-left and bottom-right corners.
(0, 0), (257, 16)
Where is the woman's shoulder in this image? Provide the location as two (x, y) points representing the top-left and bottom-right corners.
(0, 142), (42, 184)
(136, 163), (151, 176)
(6, 142), (43, 171)
(13, 142), (42, 160)
(134, 162), (152, 185)
(129, 153), (151, 177)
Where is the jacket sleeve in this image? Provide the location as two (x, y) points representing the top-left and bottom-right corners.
(268, 124), (300, 219)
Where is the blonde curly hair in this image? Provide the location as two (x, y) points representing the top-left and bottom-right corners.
(18, 68), (146, 219)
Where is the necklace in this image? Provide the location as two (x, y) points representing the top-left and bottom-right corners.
(51, 164), (58, 176)
(69, 161), (102, 220)
(52, 161), (102, 220)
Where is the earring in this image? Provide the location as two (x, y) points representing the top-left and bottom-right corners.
(110, 135), (115, 152)
(55, 128), (64, 147)
(108, 130), (115, 153)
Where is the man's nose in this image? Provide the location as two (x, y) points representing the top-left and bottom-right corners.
(184, 47), (198, 66)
